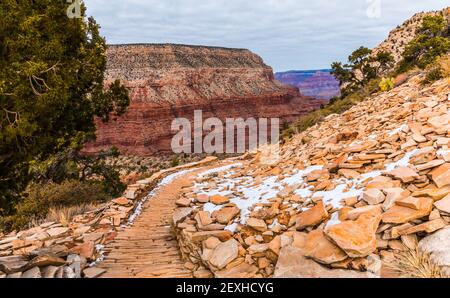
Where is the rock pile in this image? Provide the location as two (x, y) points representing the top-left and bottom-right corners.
(173, 74), (450, 278)
(0, 157), (218, 278)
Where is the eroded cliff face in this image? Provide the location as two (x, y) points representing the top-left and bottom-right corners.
(275, 70), (340, 100)
(84, 44), (325, 155)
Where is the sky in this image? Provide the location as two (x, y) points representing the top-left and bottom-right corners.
(84, 0), (450, 72)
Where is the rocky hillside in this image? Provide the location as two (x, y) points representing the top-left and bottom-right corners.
(275, 70), (340, 100)
(83, 44), (325, 155)
(173, 74), (450, 278)
(373, 7), (450, 65)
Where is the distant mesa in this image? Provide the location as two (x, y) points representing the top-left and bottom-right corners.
(275, 69), (340, 101)
(84, 44), (326, 156)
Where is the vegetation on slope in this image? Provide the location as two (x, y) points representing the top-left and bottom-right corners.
(0, 1), (130, 231)
(283, 14), (450, 141)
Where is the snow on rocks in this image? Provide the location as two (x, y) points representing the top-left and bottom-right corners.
(173, 76), (450, 278)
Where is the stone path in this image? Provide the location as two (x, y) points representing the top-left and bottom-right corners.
(96, 166), (214, 278)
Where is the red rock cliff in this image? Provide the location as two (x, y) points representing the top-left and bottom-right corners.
(84, 44), (325, 155)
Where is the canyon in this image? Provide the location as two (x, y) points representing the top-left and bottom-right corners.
(83, 44), (326, 156)
(275, 70), (340, 101)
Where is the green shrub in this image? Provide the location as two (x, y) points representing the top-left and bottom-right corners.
(379, 77), (395, 91)
(285, 78), (380, 136)
(0, 180), (110, 231)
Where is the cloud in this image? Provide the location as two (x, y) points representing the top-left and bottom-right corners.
(84, 0), (450, 71)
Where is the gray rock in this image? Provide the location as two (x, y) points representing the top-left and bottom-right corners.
(83, 267), (106, 278)
(41, 266), (61, 278)
(63, 266), (76, 278)
(67, 254), (87, 278)
(0, 255), (29, 274)
(172, 207), (193, 224)
(7, 272), (22, 278)
(419, 226), (450, 276)
(21, 267), (42, 278)
(208, 238), (238, 269)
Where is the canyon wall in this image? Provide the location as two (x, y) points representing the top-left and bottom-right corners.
(275, 69), (340, 100)
(84, 44), (325, 155)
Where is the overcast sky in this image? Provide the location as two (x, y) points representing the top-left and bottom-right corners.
(84, 0), (450, 71)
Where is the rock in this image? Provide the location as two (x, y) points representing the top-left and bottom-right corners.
(413, 186), (450, 201)
(41, 266), (61, 278)
(338, 169), (361, 179)
(83, 267), (106, 278)
(297, 229), (347, 265)
(382, 188), (410, 211)
(209, 195), (230, 205)
(196, 211), (213, 226)
(419, 227), (450, 276)
(21, 267), (41, 278)
(346, 205), (382, 221)
(26, 255), (66, 269)
(401, 219), (446, 235)
(67, 254), (87, 278)
(191, 230), (232, 243)
(197, 194), (210, 203)
(295, 201), (328, 230)
(247, 218), (267, 232)
(434, 194), (450, 214)
(112, 197), (131, 206)
(193, 268), (214, 278)
(363, 188), (386, 205)
(203, 237), (221, 249)
(176, 197), (191, 207)
(382, 197), (433, 224)
(427, 114), (450, 129)
(214, 262), (259, 278)
(430, 163), (450, 188)
(70, 242), (95, 260)
(213, 207), (240, 224)
(273, 246), (377, 278)
(29, 245), (69, 258)
(415, 160), (445, 171)
(325, 212), (381, 258)
(388, 167), (419, 183)
(46, 227), (70, 238)
(395, 196), (421, 210)
(7, 272), (22, 278)
(0, 256), (28, 274)
(172, 207), (193, 224)
(208, 239), (239, 269)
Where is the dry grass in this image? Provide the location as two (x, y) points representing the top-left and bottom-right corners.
(31, 203), (99, 227)
(386, 248), (447, 278)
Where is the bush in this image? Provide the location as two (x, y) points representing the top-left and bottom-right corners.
(379, 77), (395, 91)
(0, 180), (110, 231)
(286, 78), (381, 135)
(422, 55), (450, 84)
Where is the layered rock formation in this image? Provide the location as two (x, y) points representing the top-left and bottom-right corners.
(84, 44), (325, 155)
(275, 70), (340, 101)
(373, 7), (450, 65)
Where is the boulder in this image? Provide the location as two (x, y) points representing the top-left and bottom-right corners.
(419, 227), (450, 276)
(247, 218), (267, 232)
(382, 197), (433, 224)
(363, 188), (385, 205)
(388, 167), (419, 183)
(297, 229), (347, 265)
(325, 212), (381, 258)
(434, 194), (450, 214)
(273, 246), (378, 278)
(213, 207), (240, 224)
(430, 163), (450, 188)
(208, 239), (239, 269)
(295, 201), (328, 230)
